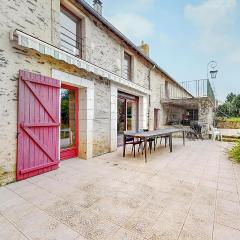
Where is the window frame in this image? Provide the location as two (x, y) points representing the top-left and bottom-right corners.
(123, 51), (132, 81)
(60, 6), (82, 58)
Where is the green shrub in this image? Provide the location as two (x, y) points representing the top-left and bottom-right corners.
(225, 117), (240, 122)
(229, 140), (240, 162)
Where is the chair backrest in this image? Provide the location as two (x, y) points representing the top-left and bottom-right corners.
(190, 121), (202, 133)
(209, 125), (214, 131)
(210, 125), (220, 131)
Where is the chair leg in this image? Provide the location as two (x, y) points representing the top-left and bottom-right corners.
(154, 138), (156, 151)
(142, 145), (144, 155)
(149, 142), (152, 154)
(131, 144), (134, 153)
(134, 144), (136, 158)
(165, 137), (167, 147)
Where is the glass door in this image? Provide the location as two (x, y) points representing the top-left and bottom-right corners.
(127, 101), (137, 131)
(60, 84), (78, 160)
(117, 92), (138, 146)
(117, 97), (126, 136)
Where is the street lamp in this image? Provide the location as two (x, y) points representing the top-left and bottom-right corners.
(206, 60), (218, 109)
(207, 61), (218, 79)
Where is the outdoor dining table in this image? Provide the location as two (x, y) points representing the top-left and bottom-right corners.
(123, 128), (185, 163)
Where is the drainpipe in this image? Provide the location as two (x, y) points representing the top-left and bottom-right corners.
(147, 64), (156, 130)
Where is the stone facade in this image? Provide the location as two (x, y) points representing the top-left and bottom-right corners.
(0, 0), (61, 185)
(0, 0), (192, 185)
(198, 98), (214, 131)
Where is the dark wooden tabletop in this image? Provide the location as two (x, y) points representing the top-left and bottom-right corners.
(124, 128), (184, 138)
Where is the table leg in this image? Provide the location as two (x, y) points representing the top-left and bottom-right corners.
(183, 131), (185, 146)
(123, 135), (126, 157)
(144, 138), (147, 163)
(169, 134), (173, 152)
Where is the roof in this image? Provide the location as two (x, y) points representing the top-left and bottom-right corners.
(76, 0), (192, 96)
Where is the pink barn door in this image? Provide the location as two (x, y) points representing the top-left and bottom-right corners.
(17, 70), (60, 180)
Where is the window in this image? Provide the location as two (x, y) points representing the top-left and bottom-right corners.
(123, 52), (132, 80)
(60, 8), (82, 57)
(154, 108), (160, 130)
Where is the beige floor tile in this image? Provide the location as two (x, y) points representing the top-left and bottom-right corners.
(110, 228), (144, 240)
(45, 199), (119, 240)
(215, 199), (240, 230)
(218, 182), (237, 193)
(124, 201), (164, 236)
(217, 190), (239, 203)
(16, 210), (78, 240)
(0, 140), (235, 240)
(74, 235), (89, 240)
(146, 207), (188, 240)
(0, 214), (29, 240)
(179, 229), (212, 240)
(6, 180), (33, 192)
(213, 223), (240, 240)
(199, 180), (218, 189)
(215, 210), (240, 230)
(0, 188), (27, 213)
(61, 189), (101, 209)
(178, 211), (214, 240)
(88, 191), (141, 226)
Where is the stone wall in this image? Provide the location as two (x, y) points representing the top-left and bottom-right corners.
(149, 70), (165, 129)
(85, 20), (122, 76)
(93, 78), (111, 156)
(162, 105), (186, 125)
(0, 0), (60, 185)
(198, 98), (214, 131)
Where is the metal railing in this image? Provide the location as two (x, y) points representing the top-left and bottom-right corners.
(160, 79), (215, 103)
(160, 82), (192, 100)
(179, 79), (215, 103)
(60, 25), (83, 58)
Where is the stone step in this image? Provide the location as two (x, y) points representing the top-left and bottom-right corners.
(222, 136), (240, 142)
(222, 135), (240, 139)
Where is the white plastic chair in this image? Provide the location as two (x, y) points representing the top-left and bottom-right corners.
(209, 125), (222, 141)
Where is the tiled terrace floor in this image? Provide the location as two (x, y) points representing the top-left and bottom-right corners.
(1, 139), (240, 240)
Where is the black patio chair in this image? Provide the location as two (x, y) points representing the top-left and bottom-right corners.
(186, 121), (203, 140)
(123, 131), (143, 157)
(159, 134), (169, 147)
(142, 129), (157, 153)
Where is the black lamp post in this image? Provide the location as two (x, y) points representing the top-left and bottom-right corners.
(207, 60), (218, 79)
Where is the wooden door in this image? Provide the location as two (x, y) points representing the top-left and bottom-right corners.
(17, 70), (60, 180)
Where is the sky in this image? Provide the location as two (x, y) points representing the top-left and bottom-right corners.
(85, 0), (240, 102)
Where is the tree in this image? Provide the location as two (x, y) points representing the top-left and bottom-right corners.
(226, 93), (236, 103)
(217, 92), (240, 117)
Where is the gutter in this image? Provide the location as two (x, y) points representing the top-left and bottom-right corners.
(147, 65), (156, 130)
(76, 0), (192, 97)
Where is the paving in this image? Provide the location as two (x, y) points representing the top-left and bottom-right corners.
(220, 128), (240, 137)
(1, 139), (240, 240)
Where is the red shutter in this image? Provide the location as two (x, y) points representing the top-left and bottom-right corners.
(17, 70), (60, 180)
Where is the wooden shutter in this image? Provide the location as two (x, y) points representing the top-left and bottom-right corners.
(17, 70), (60, 180)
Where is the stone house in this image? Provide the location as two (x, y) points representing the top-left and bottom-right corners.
(0, 0), (214, 185)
